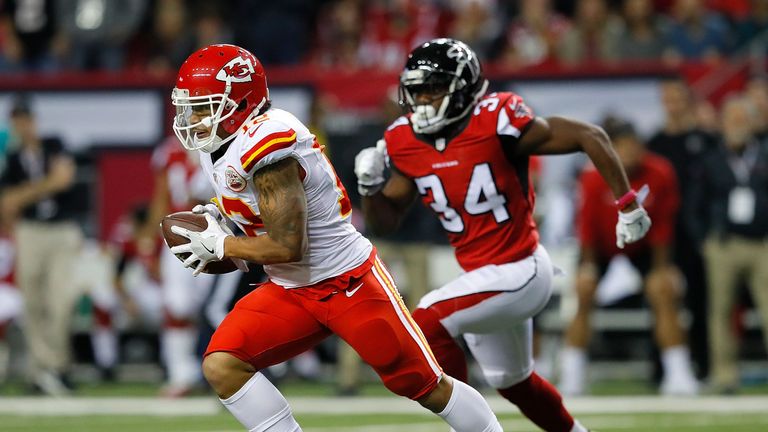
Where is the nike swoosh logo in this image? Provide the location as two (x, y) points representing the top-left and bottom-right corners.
(346, 283), (363, 297)
(247, 123), (263, 138)
(203, 243), (215, 254)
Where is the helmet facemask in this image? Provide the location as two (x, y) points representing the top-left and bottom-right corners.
(400, 68), (488, 134)
(172, 83), (241, 153)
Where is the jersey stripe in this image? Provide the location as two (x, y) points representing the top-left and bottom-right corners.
(372, 257), (442, 377)
(241, 129), (297, 172)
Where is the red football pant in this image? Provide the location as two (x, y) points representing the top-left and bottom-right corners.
(206, 253), (442, 400)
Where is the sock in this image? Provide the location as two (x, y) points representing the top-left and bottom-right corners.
(412, 308), (468, 382)
(498, 372), (575, 432)
(437, 378), (502, 432)
(662, 345), (695, 379)
(571, 420), (588, 432)
(220, 372), (301, 432)
(558, 346), (587, 395)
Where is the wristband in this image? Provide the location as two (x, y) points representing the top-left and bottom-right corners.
(614, 189), (637, 210)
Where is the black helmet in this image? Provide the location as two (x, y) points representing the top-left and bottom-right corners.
(399, 38), (488, 134)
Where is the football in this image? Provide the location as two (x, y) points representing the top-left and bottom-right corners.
(160, 211), (239, 274)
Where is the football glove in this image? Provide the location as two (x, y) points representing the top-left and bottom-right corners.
(192, 203), (250, 273)
(354, 139), (388, 196)
(616, 206), (652, 249)
(192, 203), (223, 221)
(170, 213), (230, 276)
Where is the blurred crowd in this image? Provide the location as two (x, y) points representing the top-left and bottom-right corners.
(1, 0), (768, 74)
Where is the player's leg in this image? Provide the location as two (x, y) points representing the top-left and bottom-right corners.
(559, 261), (599, 396)
(327, 255), (501, 432)
(703, 238), (741, 391)
(203, 281), (329, 431)
(645, 266), (698, 395)
(414, 245), (585, 432)
(465, 321), (586, 432)
(159, 247), (210, 396)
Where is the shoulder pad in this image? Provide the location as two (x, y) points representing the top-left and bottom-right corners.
(240, 118), (298, 173)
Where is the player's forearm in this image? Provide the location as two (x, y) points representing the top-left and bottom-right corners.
(579, 125), (635, 206)
(361, 193), (405, 236)
(224, 233), (306, 264)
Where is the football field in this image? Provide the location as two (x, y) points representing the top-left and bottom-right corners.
(2, 394), (768, 431)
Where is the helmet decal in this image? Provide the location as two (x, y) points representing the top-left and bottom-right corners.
(216, 55), (256, 83)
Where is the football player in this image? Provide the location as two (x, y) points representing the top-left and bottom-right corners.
(168, 44), (503, 432)
(354, 38), (651, 432)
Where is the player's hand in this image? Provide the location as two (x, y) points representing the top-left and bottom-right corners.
(354, 139), (388, 196)
(192, 203), (223, 221)
(192, 203), (249, 273)
(616, 206), (651, 249)
(170, 214), (230, 276)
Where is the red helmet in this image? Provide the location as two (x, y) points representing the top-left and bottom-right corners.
(171, 44), (269, 152)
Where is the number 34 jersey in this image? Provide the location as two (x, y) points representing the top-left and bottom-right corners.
(199, 108), (372, 288)
(384, 92), (539, 272)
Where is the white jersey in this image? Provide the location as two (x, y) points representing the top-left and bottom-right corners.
(199, 108), (372, 288)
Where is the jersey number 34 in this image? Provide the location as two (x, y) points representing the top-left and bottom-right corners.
(415, 163), (509, 233)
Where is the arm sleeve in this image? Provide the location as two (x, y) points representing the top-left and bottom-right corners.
(496, 93), (535, 140)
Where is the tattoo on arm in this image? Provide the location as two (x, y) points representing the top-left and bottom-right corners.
(253, 158), (307, 254)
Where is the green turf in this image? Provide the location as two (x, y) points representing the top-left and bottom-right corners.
(2, 412), (768, 432)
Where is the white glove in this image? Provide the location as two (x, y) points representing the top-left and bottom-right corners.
(170, 213), (231, 276)
(193, 203), (223, 221)
(616, 206), (652, 249)
(193, 203), (250, 273)
(354, 139), (388, 196)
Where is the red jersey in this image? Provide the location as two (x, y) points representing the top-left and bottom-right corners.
(151, 137), (207, 213)
(385, 92), (539, 271)
(577, 153), (679, 259)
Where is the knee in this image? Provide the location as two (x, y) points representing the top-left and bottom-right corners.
(645, 270), (680, 309)
(202, 352), (254, 399)
(416, 374), (452, 413)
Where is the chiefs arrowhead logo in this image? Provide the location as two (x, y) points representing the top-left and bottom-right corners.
(216, 55), (255, 83)
(225, 166), (247, 192)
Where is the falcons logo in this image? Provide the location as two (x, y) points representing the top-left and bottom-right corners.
(216, 55), (255, 83)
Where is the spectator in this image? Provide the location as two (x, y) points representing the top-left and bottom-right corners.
(559, 120), (699, 396)
(557, 0), (622, 65)
(614, 0), (669, 61)
(663, 0), (730, 63)
(733, 0), (768, 51)
(497, 0), (570, 68)
(357, 0), (447, 70)
(312, 0), (364, 69)
(0, 0), (62, 72)
(647, 77), (718, 379)
(687, 96), (768, 394)
(745, 76), (768, 139)
(232, 0), (319, 65)
(56, 0), (147, 71)
(0, 94), (81, 395)
(447, 0), (502, 60)
(144, 0), (195, 76)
